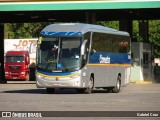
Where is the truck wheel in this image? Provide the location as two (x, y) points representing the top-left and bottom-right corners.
(84, 77), (94, 94)
(46, 88), (55, 94)
(112, 76), (121, 93)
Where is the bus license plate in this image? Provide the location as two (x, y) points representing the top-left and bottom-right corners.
(53, 82), (61, 86)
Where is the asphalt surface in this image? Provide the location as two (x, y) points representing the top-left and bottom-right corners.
(0, 82), (160, 120)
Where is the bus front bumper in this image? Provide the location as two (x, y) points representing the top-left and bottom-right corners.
(36, 74), (85, 88)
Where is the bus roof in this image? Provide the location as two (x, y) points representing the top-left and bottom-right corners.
(41, 23), (130, 37)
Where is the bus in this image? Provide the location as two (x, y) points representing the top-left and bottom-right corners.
(36, 23), (131, 94)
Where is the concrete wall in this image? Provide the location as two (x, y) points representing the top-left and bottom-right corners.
(130, 42), (153, 82)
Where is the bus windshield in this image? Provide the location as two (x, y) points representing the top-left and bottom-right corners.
(59, 37), (81, 71)
(37, 37), (81, 72)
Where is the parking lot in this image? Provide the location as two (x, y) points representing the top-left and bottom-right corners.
(0, 82), (160, 119)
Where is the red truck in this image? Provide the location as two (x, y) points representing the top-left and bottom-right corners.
(5, 50), (30, 80)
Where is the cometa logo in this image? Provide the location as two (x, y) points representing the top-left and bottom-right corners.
(99, 54), (110, 64)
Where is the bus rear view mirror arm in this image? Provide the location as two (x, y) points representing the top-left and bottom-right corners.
(81, 40), (88, 55)
(29, 40), (37, 54)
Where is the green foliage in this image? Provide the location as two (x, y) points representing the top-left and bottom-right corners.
(97, 21), (119, 30)
(132, 21), (143, 42)
(149, 20), (160, 57)
(4, 22), (51, 39)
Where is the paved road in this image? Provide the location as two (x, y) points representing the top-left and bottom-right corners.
(0, 82), (160, 119)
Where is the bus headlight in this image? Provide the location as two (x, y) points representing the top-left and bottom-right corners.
(37, 74), (43, 79)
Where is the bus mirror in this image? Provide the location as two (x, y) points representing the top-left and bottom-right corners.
(81, 40), (88, 55)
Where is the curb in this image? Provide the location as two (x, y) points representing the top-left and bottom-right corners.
(130, 81), (154, 84)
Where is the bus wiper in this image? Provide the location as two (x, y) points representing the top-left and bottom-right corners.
(37, 65), (46, 71)
(45, 62), (51, 71)
(68, 67), (80, 71)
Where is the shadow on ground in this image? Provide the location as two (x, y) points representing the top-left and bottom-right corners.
(1, 88), (112, 94)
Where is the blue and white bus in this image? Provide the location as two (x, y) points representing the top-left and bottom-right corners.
(36, 23), (131, 94)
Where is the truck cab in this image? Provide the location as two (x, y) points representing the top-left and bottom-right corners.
(5, 50), (30, 80)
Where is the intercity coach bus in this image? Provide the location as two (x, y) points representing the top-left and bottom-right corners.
(36, 23), (131, 94)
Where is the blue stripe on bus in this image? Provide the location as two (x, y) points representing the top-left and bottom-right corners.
(40, 31), (82, 36)
(37, 70), (77, 76)
(89, 52), (131, 64)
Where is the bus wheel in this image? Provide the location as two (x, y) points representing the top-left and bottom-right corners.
(112, 76), (121, 93)
(84, 77), (94, 94)
(46, 88), (55, 94)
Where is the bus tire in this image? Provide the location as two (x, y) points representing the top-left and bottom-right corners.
(112, 76), (121, 93)
(46, 88), (55, 94)
(84, 77), (94, 94)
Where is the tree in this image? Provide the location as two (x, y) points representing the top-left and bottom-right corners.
(4, 22), (50, 39)
(149, 20), (160, 57)
(132, 20), (143, 42)
(97, 21), (119, 30)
